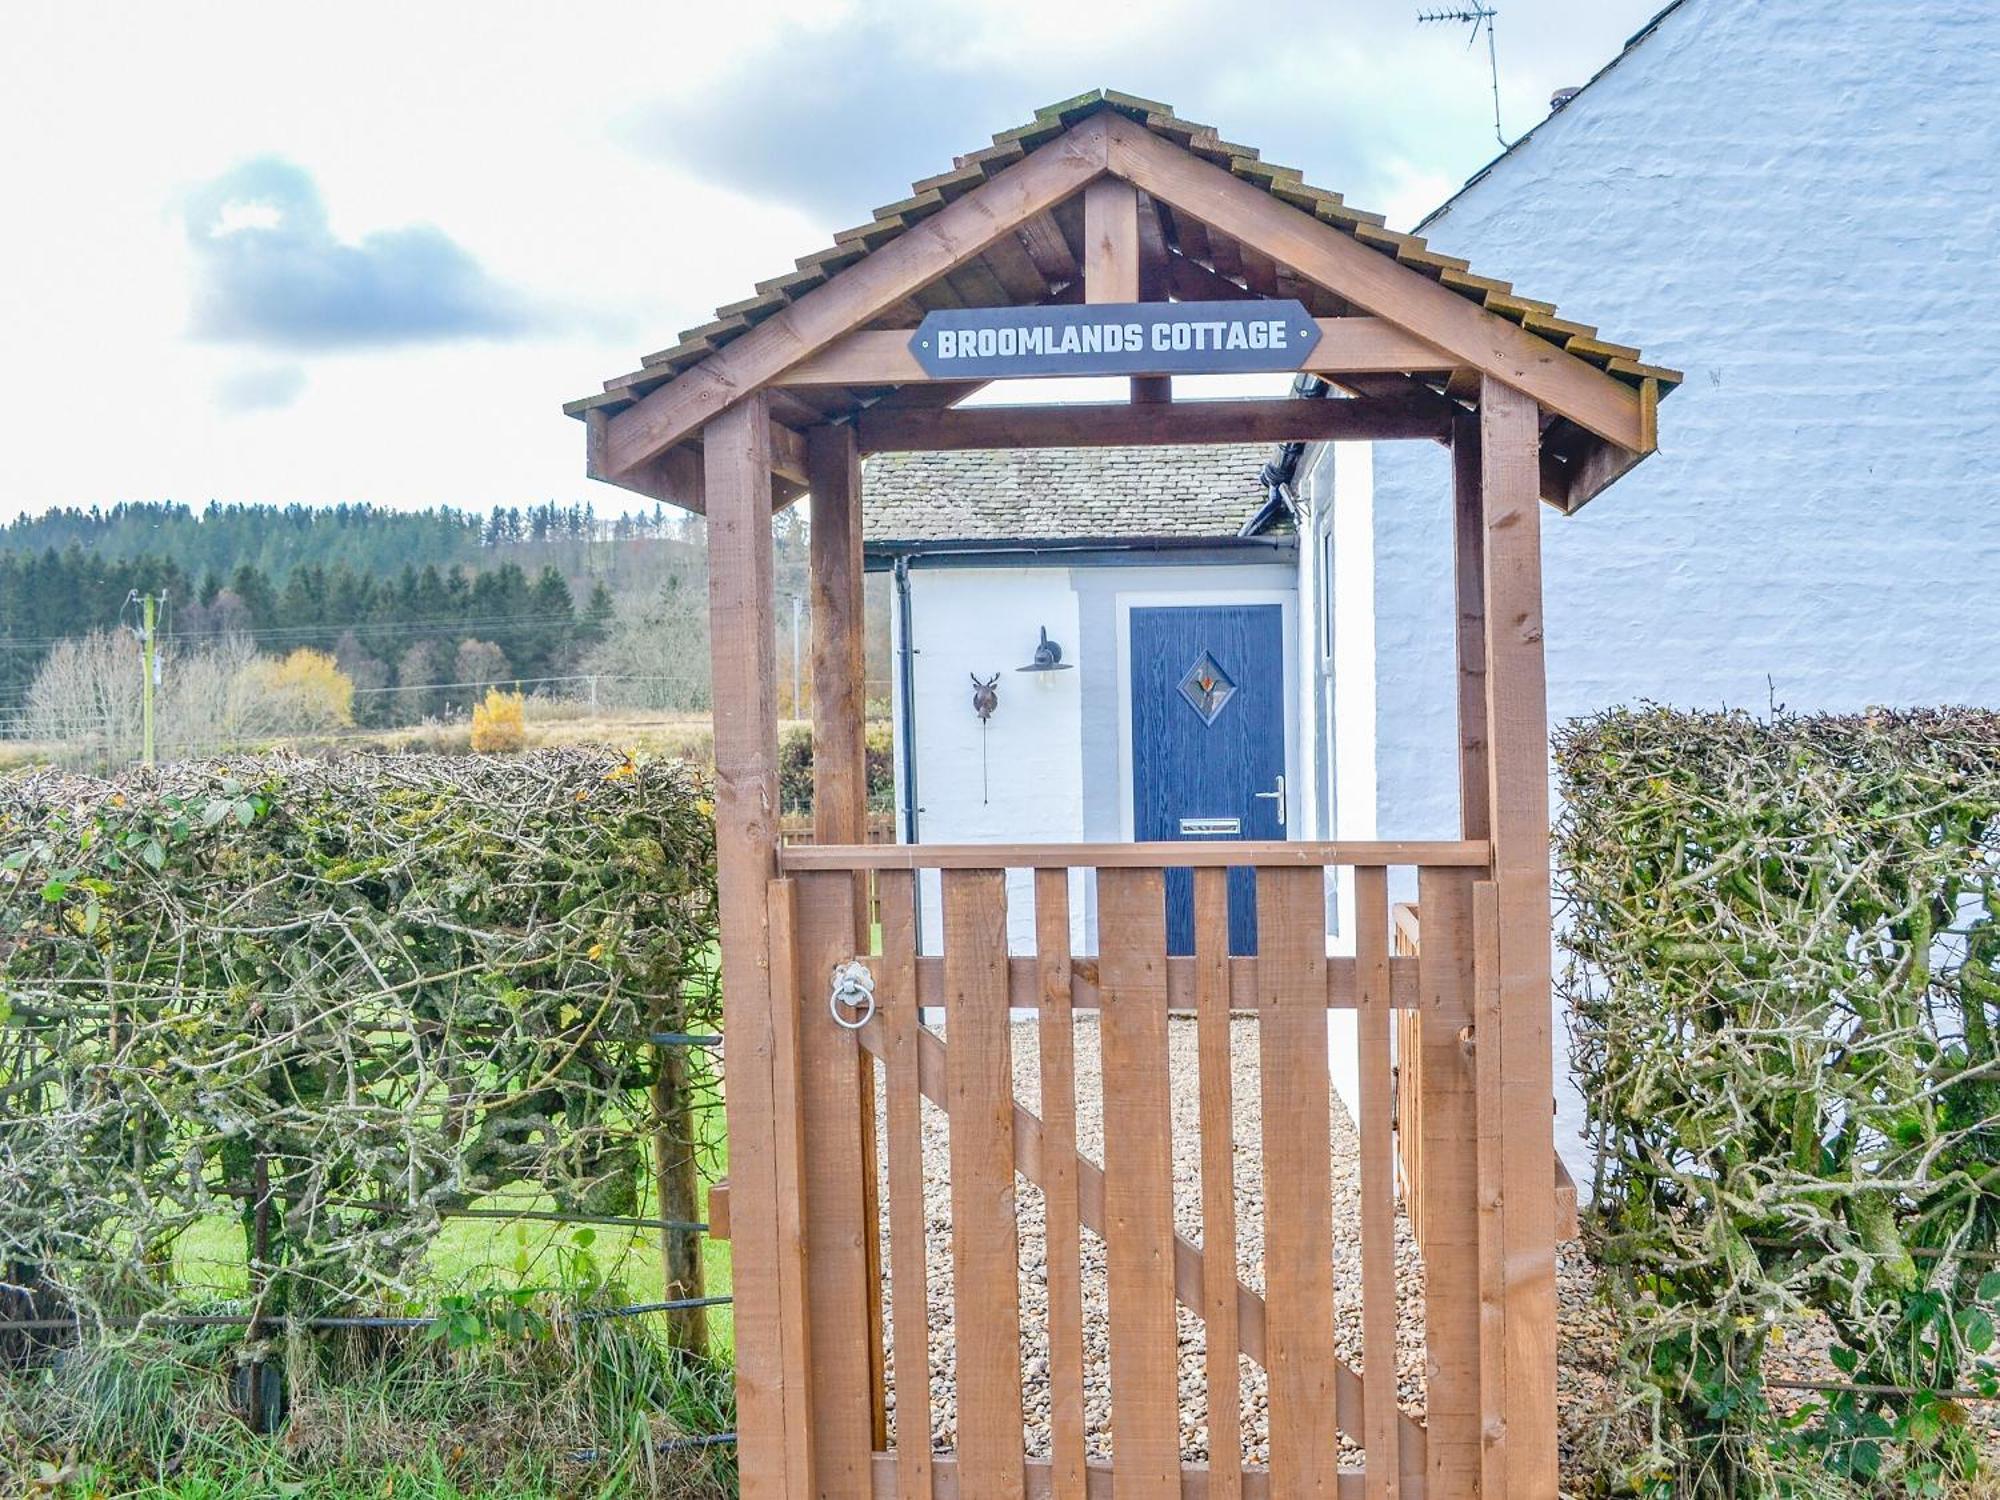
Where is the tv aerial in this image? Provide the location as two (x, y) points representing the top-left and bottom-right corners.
(1417, 6), (1515, 150)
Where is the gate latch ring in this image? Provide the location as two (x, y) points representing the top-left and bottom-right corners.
(830, 960), (876, 1031)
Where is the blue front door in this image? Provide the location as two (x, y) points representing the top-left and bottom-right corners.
(1130, 603), (1287, 954)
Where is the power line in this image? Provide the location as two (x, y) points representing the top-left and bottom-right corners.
(0, 610), (598, 653)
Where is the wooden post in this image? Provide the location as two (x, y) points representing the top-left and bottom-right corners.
(805, 420), (888, 1445)
(1452, 410), (1490, 847)
(703, 393), (811, 1500)
(1082, 178), (1167, 404)
(1478, 376), (1559, 1499)
(808, 423), (868, 854)
(1082, 178), (1139, 303)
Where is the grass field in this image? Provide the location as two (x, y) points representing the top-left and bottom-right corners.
(5, 1048), (738, 1498)
(0, 710), (733, 774)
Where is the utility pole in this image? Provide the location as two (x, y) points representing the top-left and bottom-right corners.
(125, 591), (163, 765)
(790, 594), (804, 719)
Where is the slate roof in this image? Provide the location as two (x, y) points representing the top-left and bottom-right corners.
(862, 444), (1270, 544)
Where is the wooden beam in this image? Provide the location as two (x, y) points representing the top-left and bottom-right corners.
(1135, 192), (1172, 302)
(1016, 210), (1080, 285)
(601, 115), (1112, 477)
(780, 839), (1489, 871)
(1477, 377), (1559, 1500)
(777, 316), (1452, 388)
(868, 1453), (1383, 1499)
(587, 412), (806, 513)
(595, 432), (706, 512)
(864, 950), (1425, 1013)
(1556, 434), (1645, 513)
(1101, 113), (1645, 450)
(768, 420), (809, 486)
(1165, 247), (1257, 302)
(855, 395), (1452, 453)
(1082, 178), (1140, 303)
(701, 394), (804, 1500)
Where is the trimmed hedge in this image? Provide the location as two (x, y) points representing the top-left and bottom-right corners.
(1557, 707), (2000, 1496)
(0, 749), (716, 1328)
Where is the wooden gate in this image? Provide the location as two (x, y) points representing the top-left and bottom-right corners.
(765, 839), (1496, 1499)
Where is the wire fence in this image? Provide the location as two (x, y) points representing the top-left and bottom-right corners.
(1, 1000), (741, 1459)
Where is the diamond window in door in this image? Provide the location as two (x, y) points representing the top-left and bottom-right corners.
(1178, 651), (1236, 725)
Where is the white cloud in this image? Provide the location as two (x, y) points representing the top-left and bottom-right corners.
(0, 0), (1663, 517)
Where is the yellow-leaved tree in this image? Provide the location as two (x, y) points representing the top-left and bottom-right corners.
(232, 648), (355, 736)
(470, 688), (527, 753)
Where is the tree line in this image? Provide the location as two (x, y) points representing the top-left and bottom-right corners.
(0, 498), (822, 738)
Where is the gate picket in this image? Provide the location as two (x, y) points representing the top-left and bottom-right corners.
(1256, 865), (1342, 1496)
(1033, 868), (1088, 1500)
(879, 870), (934, 1499)
(796, 867), (876, 1494)
(941, 869), (1026, 1500)
(1096, 868), (1182, 1493)
(1354, 867), (1401, 1500)
(1193, 867), (1243, 1500)
(1415, 867), (1481, 1498)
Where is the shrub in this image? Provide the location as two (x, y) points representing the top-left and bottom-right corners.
(470, 687), (527, 752)
(1557, 707), (2000, 1497)
(777, 720), (895, 815)
(0, 750), (717, 1327)
(235, 647), (355, 732)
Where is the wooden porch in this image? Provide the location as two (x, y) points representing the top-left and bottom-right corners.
(569, 90), (1680, 1499)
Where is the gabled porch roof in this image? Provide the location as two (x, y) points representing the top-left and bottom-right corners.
(570, 90), (1682, 514)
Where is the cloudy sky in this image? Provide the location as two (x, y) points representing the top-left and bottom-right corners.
(0, 0), (1662, 518)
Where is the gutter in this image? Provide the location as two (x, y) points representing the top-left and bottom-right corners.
(1246, 373), (1334, 533)
(891, 555), (921, 846)
(865, 533), (1295, 572)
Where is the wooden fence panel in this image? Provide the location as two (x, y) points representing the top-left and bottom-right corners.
(1193, 868), (1242, 1500)
(1034, 868), (1088, 1500)
(1354, 868), (1400, 1500)
(765, 847), (1492, 1499)
(796, 867), (878, 1495)
(1096, 868), (1181, 1493)
(941, 868), (1025, 1500)
(878, 869), (934, 1500)
(1255, 865), (1342, 1496)
(763, 878), (818, 1499)
(1414, 868), (1481, 1499)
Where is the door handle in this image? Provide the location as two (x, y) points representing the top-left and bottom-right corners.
(1254, 774), (1287, 829)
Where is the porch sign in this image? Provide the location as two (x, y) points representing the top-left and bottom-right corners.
(910, 299), (1321, 379)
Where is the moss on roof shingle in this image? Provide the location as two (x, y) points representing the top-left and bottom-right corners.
(862, 444), (1269, 544)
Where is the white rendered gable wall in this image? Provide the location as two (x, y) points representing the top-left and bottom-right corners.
(1354, 0), (2000, 1183)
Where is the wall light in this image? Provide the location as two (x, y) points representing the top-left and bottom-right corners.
(1016, 626), (1073, 673)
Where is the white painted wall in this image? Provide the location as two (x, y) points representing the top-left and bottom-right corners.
(891, 554), (1300, 955)
(1295, 440), (1380, 1116)
(1349, 0), (2000, 1182)
(897, 566), (1086, 953)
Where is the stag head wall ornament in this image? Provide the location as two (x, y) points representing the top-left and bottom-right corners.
(970, 673), (1000, 722)
(970, 673), (1000, 804)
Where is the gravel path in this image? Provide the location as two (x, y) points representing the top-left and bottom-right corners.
(877, 1016), (1614, 1474)
(874, 1016), (2000, 1487)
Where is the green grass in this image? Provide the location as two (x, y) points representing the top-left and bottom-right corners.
(7, 1070), (739, 1496)
(2, 1294), (737, 1499)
